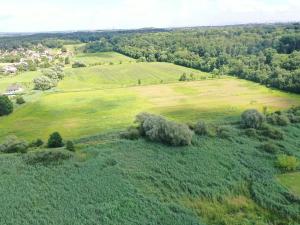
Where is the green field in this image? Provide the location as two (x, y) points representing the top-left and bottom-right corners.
(1, 52), (300, 141)
(60, 61), (210, 91)
(0, 70), (39, 93)
(1, 51), (300, 225)
(71, 52), (133, 65)
(1, 77), (300, 140)
(277, 172), (300, 197)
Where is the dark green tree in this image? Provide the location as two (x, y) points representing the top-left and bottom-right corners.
(47, 132), (63, 148)
(0, 95), (13, 116)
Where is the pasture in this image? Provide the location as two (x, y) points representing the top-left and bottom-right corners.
(1, 75), (300, 140)
(59, 61), (210, 91)
(71, 52), (133, 65)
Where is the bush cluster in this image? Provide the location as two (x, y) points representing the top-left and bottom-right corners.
(194, 121), (209, 136)
(120, 126), (140, 140)
(0, 136), (28, 153)
(260, 124), (284, 140)
(260, 142), (278, 154)
(72, 61), (87, 68)
(241, 109), (265, 129)
(16, 96), (25, 105)
(135, 113), (193, 146)
(33, 75), (55, 90)
(66, 141), (75, 152)
(267, 113), (290, 126)
(276, 154), (299, 171)
(24, 149), (73, 165)
(30, 138), (44, 148)
(216, 125), (232, 139)
(34, 65), (64, 90)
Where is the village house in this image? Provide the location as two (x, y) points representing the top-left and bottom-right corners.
(3, 65), (17, 74)
(5, 84), (23, 95)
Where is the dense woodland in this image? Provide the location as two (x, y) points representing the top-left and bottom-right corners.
(1, 24), (300, 93)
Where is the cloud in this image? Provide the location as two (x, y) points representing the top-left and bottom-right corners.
(0, 0), (299, 32)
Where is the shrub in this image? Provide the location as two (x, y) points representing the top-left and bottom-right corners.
(179, 73), (188, 81)
(217, 126), (232, 139)
(287, 113), (300, 123)
(194, 121), (209, 136)
(135, 113), (193, 146)
(30, 139), (44, 147)
(120, 126), (140, 140)
(16, 96), (25, 104)
(267, 114), (290, 126)
(33, 76), (55, 90)
(47, 132), (63, 148)
(66, 141), (75, 152)
(276, 155), (299, 171)
(0, 136), (28, 153)
(241, 109), (265, 129)
(260, 124), (284, 140)
(244, 128), (257, 137)
(72, 61), (87, 68)
(24, 149), (72, 165)
(260, 142), (278, 154)
(0, 95), (13, 116)
(65, 57), (70, 65)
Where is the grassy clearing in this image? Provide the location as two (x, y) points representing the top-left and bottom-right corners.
(71, 52), (133, 65)
(1, 77), (300, 140)
(277, 172), (300, 197)
(0, 71), (39, 93)
(59, 61), (210, 91)
(182, 195), (287, 225)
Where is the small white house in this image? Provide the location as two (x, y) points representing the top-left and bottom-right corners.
(3, 65), (17, 74)
(5, 84), (23, 95)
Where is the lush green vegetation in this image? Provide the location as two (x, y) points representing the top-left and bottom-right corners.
(1, 74), (299, 140)
(0, 113), (300, 224)
(0, 24), (300, 224)
(111, 24), (300, 93)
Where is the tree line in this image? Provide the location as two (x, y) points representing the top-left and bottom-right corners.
(1, 23), (299, 93)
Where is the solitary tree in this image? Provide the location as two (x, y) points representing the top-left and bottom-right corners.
(47, 132), (63, 148)
(0, 95), (13, 116)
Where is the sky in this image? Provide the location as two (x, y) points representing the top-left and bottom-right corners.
(0, 0), (300, 32)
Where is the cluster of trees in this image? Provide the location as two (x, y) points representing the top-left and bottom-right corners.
(33, 65), (64, 90)
(111, 24), (300, 93)
(0, 132), (75, 155)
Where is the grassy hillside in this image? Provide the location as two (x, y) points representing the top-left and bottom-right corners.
(0, 121), (299, 225)
(71, 52), (133, 65)
(60, 61), (210, 91)
(1, 77), (300, 140)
